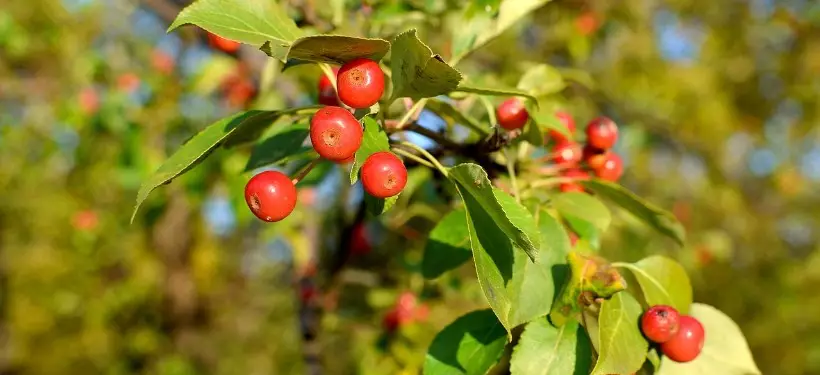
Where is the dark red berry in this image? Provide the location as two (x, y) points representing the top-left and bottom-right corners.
(594, 152), (623, 182)
(337, 58), (384, 109)
(318, 67), (341, 106)
(641, 305), (681, 343)
(207, 32), (240, 53)
(361, 152), (407, 198)
(244, 171), (297, 222)
(559, 168), (589, 193)
(585, 116), (618, 149)
(549, 111), (576, 142)
(552, 141), (582, 166)
(350, 223), (371, 255)
(310, 106), (363, 162)
(661, 315), (705, 363)
(582, 144), (608, 170)
(496, 98), (529, 130)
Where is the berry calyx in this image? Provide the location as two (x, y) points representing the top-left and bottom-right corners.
(552, 141), (583, 166)
(660, 315), (705, 363)
(244, 171), (297, 222)
(207, 32), (240, 53)
(549, 111), (576, 142)
(582, 144), (608, 170)
(585, 116), (619, 149)
(496, 98), (529, 130)
(594, 152), (624, 182)
(361, 152), (407, 198)
(559, 168), (589, 193)
(337, 58), (385, 109)
(318, 67), (341, 106)
(310, 106), (363, 162)
(641, 305), (681, 343)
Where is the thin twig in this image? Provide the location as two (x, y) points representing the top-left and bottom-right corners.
(397, 141), (449, 176)
(292, 159), (321, 184)
(394, 98), (428, 130)
(392, 146), (436, 168)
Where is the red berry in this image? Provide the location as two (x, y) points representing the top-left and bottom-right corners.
(559, 168), (588, 193)
(641, 305), (681, 343)
(244, 171), (297, 222)
(661, 315), (705, 363)
(207, 32), (240, 53)
(585, 116), (619, 149)
(549, 111), (576, 142)
(594, 152), (624, 182)
(337, 58), (384, 109)
(318, 67), (341, 106)
(582, 144), (608, 170)
(383, 309), (400, 331)
(552, 141), (582, 166)
(309, 106), (363, 162)
(361, 152), (407, 198)
(496, 98), (529, 130)
(350, 223), (371, 255)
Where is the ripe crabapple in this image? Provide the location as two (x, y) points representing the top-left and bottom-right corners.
(350, 223), (371, 255)
(361, 152), (407, 198)
(585, 116), (619, 149)
(552, 141), (583, 166)
(594, 152), (624, 182)
(207, 32), (240, 53)
(559, 168), (589, 193)
(318, 67), (341, 106)
(582, 144), (608, 170)
(336, 58), (384, 109)
(549, 111), (576, 142)
(309, 106), (363, 162)
(244, 170), (297, 222)
(641, 305), (681, 343)
(496, 98), (529, 130)
(661, 315), (705, 363)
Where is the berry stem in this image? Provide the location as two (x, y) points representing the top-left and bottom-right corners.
(291, 158), (321, 185)
(527, 177), (578, 189)
(396, 141), (448, 177)
(394, 98), (428, 131)
(392, 147), (436, 169)
(478, 95), (498, 128)
(504, 148), (521, 203)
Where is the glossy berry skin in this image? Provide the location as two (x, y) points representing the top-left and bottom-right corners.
(585, 116), (619, 149)
(496, 98), (529, 130)
(594, 152), (624, 182)
(318, 67), (341, 106)
(207, 32), (240, 53)
(337, 58), (384, 109)
(661, 315), (705, 363)
(552, 141), (583, 166)
(361, 152), (407, 198)
(549, 111), (576, 142)
(641, 305), (681, 343)
(310, 106), (363, 162)
(559, 168), (589, 193)
(244, 171), (297, 222)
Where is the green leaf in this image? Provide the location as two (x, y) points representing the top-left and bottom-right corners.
(657, 304), (761, 375)
(421, 209), (472, 279)
(448, 163), (540, 260)
(517, 64), (565, 97)
(530, 105), (573, 141)
(285, 35), (390, 64)
(350, 116), (389, 184)
(549, 252), (627, 327)
(168, 0), (303, 61)
(364, 194), (399, 216)
(622, 256), (693, 314)
(591, 292), (649, 375)
(563, 215), (601, 251)
(523, 120), (544, 147)
(423, 309), (507, 375)
(451, 0), (553, 63)
(510, 319), (592, 375)
(132, 111), (278, 222)
(453, 84), (538, 106)
(582, 179), (686, 245)
(553, 192), (611, 234)
(244, 123), (310, 171)
(390, 29), (463, 101)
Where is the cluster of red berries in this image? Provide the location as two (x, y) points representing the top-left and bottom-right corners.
(641, 305), (706, 363)
(244, 58), (408, 222)
(495, 98), (624, 191)
(382, 292), (429, 332)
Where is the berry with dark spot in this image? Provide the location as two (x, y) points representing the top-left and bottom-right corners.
(310, 106), (363, 162)
(361, 152), (407, 198)
(337, 58), (384, 109)
(244, 171), (297, 222)
(641, 305), (681, 343)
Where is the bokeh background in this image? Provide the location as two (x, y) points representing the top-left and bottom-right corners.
(2, 0), (820, 374)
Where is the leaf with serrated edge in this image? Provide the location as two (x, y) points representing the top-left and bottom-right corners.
(244, 123), (310, 171)
(448, 163), (539, 260)
(168, 0), (302, 61)
(350, 116), (390, 184)
(510, 319), (592, 375)
(453, 83), (539, 107)
(553, 192), (611, 233)
(591, 292), (648, 375)
(286, 35), (390, 64)
(132, 111), (278, 222)
(423, 309), (507, 375)
(625, 256), (693, 314)
(390, 29), (462, 100)
(656, 303), (761, 375)
(582, 179), (686, 245)
(421, 209), (472, 279)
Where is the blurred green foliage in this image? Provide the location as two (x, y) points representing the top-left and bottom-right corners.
(1, 0), (820, 374)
